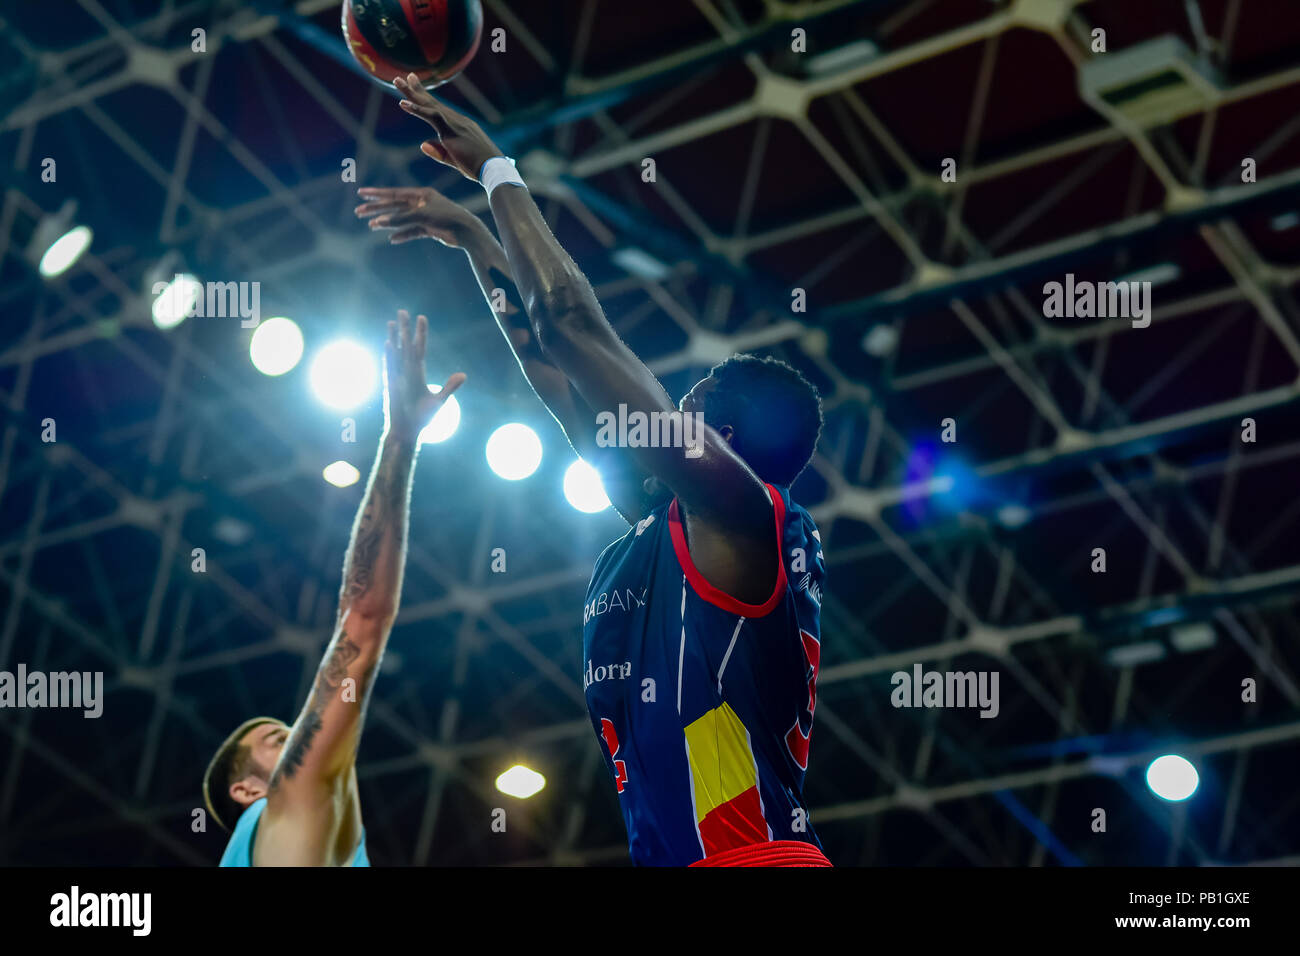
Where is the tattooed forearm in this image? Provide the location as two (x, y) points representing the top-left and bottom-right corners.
(339, 435), (415, 610)
(274, 707), (322, 784)
(341, 524), (383, 603)
(322, 635), (362, 688)
(270, 635), (372, 790)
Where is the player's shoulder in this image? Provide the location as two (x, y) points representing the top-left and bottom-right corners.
(779, 492), (825, 587)
(776, 488), (820, 539)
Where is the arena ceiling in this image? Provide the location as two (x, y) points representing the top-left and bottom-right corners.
(1, 0), (1299, 866)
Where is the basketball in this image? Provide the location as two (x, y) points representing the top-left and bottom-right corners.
(342, 0), (483, 88)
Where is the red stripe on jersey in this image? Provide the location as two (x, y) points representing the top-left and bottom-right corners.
(697, 785), (769, 856)
(668, 483), (788, 618)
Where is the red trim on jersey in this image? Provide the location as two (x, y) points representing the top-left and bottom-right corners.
(689, 840), (831, 867)
(668, 483), (788, 618)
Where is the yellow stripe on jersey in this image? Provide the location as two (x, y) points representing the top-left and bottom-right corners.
(683, 701), (759, 822)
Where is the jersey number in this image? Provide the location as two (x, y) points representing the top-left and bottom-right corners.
(784, 629), (821, 771)
(600, 717), (628, 793)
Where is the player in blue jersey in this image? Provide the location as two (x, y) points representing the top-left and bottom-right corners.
(363, 73), (829, 866)
(201, 309), (464, 866)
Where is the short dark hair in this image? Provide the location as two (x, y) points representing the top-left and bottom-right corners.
(697, 354), (823, 486)
(203, 717), (280, 831)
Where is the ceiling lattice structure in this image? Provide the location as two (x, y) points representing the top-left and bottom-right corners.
(1, 0), (1299, 866)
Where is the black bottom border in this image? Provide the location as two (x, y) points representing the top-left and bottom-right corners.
(2, 865), (1286, 943)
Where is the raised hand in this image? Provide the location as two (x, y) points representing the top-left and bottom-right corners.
(355, 186), (478, 247)
(393, 72), (503, 182)
(384, 309), (466, 443)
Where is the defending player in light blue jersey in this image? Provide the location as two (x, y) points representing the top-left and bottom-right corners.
(202, 310), (464, 866)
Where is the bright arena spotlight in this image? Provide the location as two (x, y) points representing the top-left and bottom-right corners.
(309, 339), (378, 410)
(249, 317), (304, 376)
(151, 273), (203, 329)
(1145, 754), (1199, 802)
(563, 459), (610, 513)
(485, 422), (542, 480)
(322, 460), (360, 488)
(495, 764), (546, 799)
(38, 224), (93, 278)
(417, 384), (461, 445)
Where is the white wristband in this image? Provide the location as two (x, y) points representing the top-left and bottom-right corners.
(481, 156), (525, 196)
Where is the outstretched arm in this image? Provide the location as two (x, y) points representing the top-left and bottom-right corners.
(391, 74), (778, 602)
(355, 185), (652, 523)
(257, 310), (464, 866)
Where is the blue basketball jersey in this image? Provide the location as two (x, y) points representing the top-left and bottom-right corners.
(218, 797), (370, 867)
(582, 483), (825, 866)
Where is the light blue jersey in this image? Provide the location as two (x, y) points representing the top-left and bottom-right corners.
(218, 797), (369, 867)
